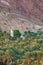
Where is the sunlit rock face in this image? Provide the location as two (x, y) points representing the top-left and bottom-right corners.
(0, 0), (43, 21)
(0, 0), (43, 32)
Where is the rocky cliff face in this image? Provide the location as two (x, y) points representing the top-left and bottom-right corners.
(0, 0), (43, 32)
(0, 0), (43, 22)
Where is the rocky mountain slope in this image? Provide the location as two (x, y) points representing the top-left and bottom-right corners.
(0, 0), (43, 32)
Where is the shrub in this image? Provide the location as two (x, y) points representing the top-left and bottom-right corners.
(14, 30), (21, 38)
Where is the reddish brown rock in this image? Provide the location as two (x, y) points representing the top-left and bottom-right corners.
(0, 0), (43, 21)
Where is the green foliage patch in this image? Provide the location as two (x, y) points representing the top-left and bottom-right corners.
(0, 30), (43, 65)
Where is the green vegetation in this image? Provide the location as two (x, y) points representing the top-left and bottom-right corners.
(14, 30), (21, 38)
(0, 29), (43, 65)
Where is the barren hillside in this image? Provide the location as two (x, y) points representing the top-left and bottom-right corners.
(0, 0), (43, 32)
